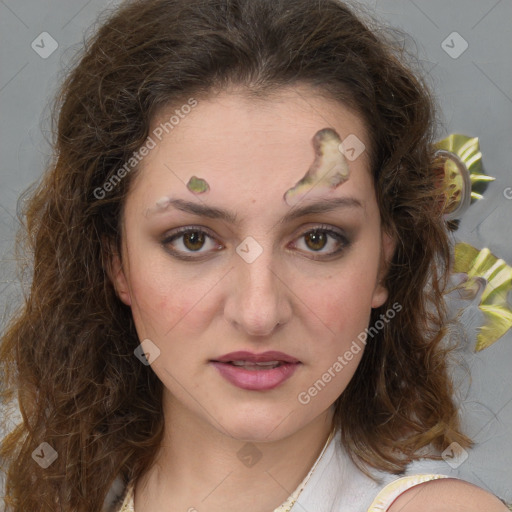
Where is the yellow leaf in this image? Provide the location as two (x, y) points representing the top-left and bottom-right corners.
(434, 134), (495, 220)
(453, 242), (512, 351)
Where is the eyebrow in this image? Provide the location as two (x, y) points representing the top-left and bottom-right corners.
(153, 197), (363, 225)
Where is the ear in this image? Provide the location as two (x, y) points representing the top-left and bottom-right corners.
(371, 229), (396, 309)
(104, 242), (132, 306)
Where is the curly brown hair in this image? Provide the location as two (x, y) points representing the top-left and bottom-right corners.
(0, 0), (471, 510)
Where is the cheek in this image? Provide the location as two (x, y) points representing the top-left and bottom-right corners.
(303, 259), (379, 335)
(126, 260), (217, 339)
(312, 284), (372, 350)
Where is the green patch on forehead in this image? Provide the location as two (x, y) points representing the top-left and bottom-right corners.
(186, 176), (210, 194)
(283, 128), (350, 207)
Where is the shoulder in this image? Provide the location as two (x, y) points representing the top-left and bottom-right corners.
(388, 477), (508, 512)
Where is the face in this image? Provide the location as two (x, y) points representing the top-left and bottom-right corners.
(110, 87), (395, 442)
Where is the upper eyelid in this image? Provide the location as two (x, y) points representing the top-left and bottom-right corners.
(163, 223), (346, 240)
(162, 224), (217, 241)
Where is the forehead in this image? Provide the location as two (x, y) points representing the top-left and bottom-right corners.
(132, 87), (373, 209)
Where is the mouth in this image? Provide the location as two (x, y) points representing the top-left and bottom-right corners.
(212, 350), (300, 365)
(209, 351), (301, 390)
(221, 360), (286, 370)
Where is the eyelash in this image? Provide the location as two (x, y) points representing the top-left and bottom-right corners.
(161, 224), (350, 261)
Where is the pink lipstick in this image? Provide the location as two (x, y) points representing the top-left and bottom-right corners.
(210, 351), (301, 391)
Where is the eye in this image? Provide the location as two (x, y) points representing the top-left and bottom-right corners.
(162, 226), (222, 259)
(161, 224), (349, 261)
(291, 225), (349, 258)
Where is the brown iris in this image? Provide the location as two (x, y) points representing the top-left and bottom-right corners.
(304, 230), (327, 251)
(183, 231), (205, 251)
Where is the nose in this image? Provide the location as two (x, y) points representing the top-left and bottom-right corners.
(223, 243), (292, 337)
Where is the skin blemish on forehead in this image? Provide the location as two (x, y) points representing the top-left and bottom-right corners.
(283, 128), (350, 207)
(186, 176), (210, 194)
(149, 176), (210, 215)
(155, 196), (172, 210)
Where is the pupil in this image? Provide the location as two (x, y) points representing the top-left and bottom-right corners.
(306, 231), (326, 251)
(184, 231), (205, 251)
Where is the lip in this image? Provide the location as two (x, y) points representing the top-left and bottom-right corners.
(210, 351), (301, 391)
(212, 351), (300, 364)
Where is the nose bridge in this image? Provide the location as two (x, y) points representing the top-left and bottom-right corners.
(226, 237), (291, 336)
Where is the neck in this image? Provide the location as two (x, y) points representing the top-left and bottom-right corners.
(134, 393), (335, 512)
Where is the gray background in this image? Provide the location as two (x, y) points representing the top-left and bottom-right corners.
(1, 0), (511, 504)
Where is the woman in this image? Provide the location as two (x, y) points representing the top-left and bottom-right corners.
(0, 0), (508, 510)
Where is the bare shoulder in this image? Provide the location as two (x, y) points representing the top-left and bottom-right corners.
(388, 477), (509, 512)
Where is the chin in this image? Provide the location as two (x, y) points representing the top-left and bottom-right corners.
(213, 406), (303, 443)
